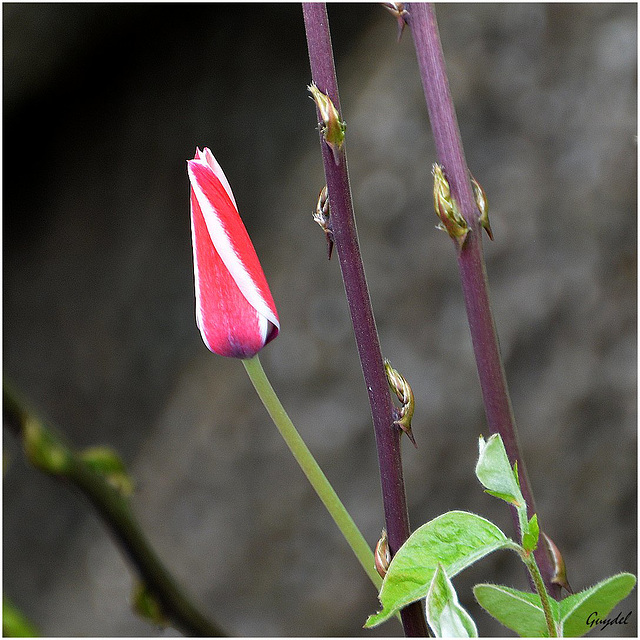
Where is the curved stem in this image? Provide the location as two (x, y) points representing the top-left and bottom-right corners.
(69, 464), (223, 636)
(302, 4), (428, 636)
(243, 355), (381, 591)
(405, 2), (559, 596)
(3, 380), (224, 637)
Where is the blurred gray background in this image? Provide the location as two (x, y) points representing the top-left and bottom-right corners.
(4, 3), (636, 637)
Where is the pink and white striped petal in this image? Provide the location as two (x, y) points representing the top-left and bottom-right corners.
(188, 147), (279, 358)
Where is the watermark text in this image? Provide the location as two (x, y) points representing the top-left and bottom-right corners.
(586, 611), (632, 632)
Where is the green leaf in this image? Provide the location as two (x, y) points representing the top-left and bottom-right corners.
(426, 565), (477, 637)
(476, 434), (524, 509)
(558, 573), (636, 637)
(3, 596), (40, 637)
(522, 514), (539, 553)
(365, 511), (509, 627)
(132, 582), (169, 629)
(473, 583), (557, 637)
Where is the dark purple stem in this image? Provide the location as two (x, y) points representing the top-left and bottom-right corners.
(302, 4), (428, 636)
(405, 2), (559, 597)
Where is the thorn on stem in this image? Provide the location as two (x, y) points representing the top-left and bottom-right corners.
(382, 2), (410, 41)
(313, 185), (334, 259)
(542, 532), (573, 595)
(470, 172), (493, 240)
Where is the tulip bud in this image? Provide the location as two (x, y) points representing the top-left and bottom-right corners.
(432, 163), (470, 247)
(188, 147), (279, 358)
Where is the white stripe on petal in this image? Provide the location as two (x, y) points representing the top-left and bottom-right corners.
(257, 308), (269, 345)
(187, 161), (280, 332)
(202, 147), (238, 210)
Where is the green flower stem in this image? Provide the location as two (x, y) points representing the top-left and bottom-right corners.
(522, 552), (558, 638)
(242, 355), (382, 591)
(505, 540), (558, 637)
(3, 380), (225, 638)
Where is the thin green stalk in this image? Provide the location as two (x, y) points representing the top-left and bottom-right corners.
(514, 544), (558, 638)
(242, 355), (382, 591)
(525, 555), (559, 638)
(492, 539), (557, 637)
(503, 539), (557, 637)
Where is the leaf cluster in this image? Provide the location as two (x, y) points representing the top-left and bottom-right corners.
(365, 434), (636, 637)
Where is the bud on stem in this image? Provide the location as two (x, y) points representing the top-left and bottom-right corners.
(23, 416), (72, 475)
(308, 82), (346, 165)
(470, 172), (493, 240)
(382, 2), (409, 41)
(384, 359), (417, 447)
(432, 163), (470, 247)
(374, 529), (391, 578)
(542, 532), (573, 594)
(313, 184), (334, 259)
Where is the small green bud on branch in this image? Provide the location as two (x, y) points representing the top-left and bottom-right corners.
(375, 529), (391, 579)
(79, 446), (135, 498)
(23, 415), (73, 475)
(469, 173), (493, 240)
(308, 82), (346, 165)
(432, 163), (470, 247)
(384, 359), (417, 447)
